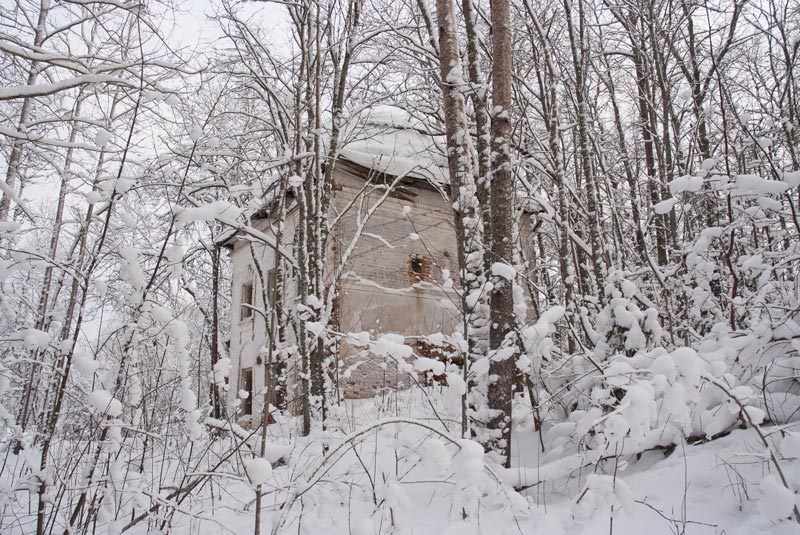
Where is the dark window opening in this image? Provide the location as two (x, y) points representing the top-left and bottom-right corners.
(409, 254), (429, 283)
(240, 367), (253, 416)
(241, 281), (254, 320)
(410, 256), (423, 274)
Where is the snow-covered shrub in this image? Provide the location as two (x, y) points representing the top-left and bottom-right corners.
(529, 273), (774, 462)
(593, 270), (663, 360)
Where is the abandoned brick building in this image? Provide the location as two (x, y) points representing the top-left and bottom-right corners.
(221, 107), (462, 422)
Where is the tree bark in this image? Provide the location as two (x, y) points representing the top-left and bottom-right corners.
(487, 0), (515, 468)
(0, 0), (50, 221)
(563, 0), (605, 293)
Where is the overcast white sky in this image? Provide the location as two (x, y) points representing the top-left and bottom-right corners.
(169, 0), (291, 57)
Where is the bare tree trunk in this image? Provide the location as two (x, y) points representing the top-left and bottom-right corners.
(16, 96), (85, 442)
(0, 0), (50, 221)
(563, 0), (605, 294)
(674, 0), (742, 232)
(632, 41), (669, 265)
(210, 243), (224, 419)
(434, 0), (487, 439)
(461, 0), (492, 261)
(251, 178), (287, 533)
(486, 0), (515, 468)
(526, 7), (576, 351)
(603, 69), (647, 259)
(647, 3), (679, 247)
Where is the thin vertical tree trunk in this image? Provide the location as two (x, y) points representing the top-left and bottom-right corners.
(0, 0), (50, 221)
(434, 0), (487, 439)
(306, 0), (325, 428)
(647, 3), (679, 247)
(525, 6), (576, 352)
(563, 0), (605, 293)
(461, 0), (492, 262)
(486, 0), (515, 468)
(16, 96), (85, 441)
(251, 178), (287, 533)
(604, 71), (647, 259)
(210, 243), (224, 419)
(632, 41), (669, 265)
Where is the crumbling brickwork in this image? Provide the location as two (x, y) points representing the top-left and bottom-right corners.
(331, 167), (460, 398)
(225, 158), (461, 419)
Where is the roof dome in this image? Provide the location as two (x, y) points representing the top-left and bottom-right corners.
(338, 105), (449, 186)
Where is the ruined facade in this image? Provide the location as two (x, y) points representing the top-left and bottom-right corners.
(222, 109), (461, 422)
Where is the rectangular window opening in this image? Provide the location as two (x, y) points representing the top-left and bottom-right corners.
(409, 254), (426, 283)
(241, 281), (254, 320)
(240, 367), (253, 416)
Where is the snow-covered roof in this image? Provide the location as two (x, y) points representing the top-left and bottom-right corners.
(338, 106), (449, 186)
(217, 106), (449, 249)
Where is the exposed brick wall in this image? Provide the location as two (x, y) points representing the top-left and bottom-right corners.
(327, 171), (462, 398)
(338, 338), (461, 398)
(407, 254), (433, 283)
(339, 346), (413, 399)
(413, 339), (460, 385)
(330, 172), (459, 291)
(228, 166), (462, 409)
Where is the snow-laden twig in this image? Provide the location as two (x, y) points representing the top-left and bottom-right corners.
(705, 376), (800, 523)
(271, 417), (462, 534)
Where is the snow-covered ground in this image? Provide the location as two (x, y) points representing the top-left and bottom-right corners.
(112, 387), (800, 535)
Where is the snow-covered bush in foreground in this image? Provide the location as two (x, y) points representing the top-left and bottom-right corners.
(514, 270), (800, 490)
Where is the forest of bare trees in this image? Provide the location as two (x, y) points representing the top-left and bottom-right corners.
(1, 0), (799, 533)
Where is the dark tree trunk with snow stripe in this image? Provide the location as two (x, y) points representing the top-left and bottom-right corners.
(487, 0), (515, 468)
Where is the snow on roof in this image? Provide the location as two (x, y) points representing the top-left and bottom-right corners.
(338, 105), (449, 186)
(218, 106), (449, 249)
